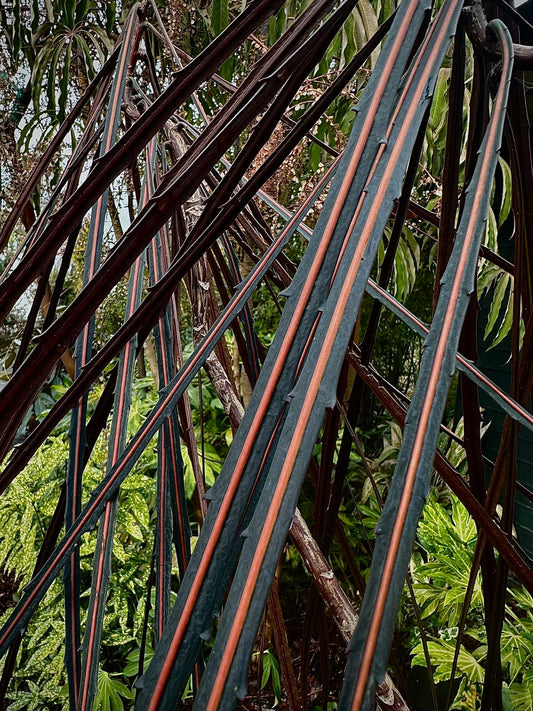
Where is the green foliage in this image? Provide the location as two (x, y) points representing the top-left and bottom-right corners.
(412, 638), (486, 685)
(0, 381), (159, 708)
(94, 670), (134, 711)
(477, 157), (515, 349)
(414, 495), (481, 626)
(260, 647), (282, 707)
(376, 224), (423, 303)
(1, 2), (533, 710)
(1, 1), (115, 131)
(328, 421), (402, 588)
(0, 434), (65, 581)
(411, 495), (533, 710)
(31, 16), (112, 122)
(8, 581), (67, 709)
(503, 672), (533, 711)
(186, 380), (232, 457)
(210, 0), (229, 38)
(479, 268), (513, 349)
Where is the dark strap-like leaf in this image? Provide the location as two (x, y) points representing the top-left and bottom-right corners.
(339, 19), (513, 711)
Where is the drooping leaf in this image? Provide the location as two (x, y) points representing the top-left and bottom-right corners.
(211, 0), (229, 37)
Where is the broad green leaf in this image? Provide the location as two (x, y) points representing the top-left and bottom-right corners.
(211, 0), (229, 37)
(483, 272), (511, 344)
(484, 206), (498, 250)
(429, 68), (450, 132)
(508, 674), (533, 711)
(498, 157), (512, 227)
(412, 639), (486, 683)
(356, 0), (379, 67)
(94, 670), (134, 711)
(451, 497), (476, 543)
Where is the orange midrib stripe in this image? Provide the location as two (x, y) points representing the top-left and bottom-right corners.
(205, 3), (426, 706)
(350, 19), (510, 711)
(371, 282), (533, 427)
(79, 255), (143, 708)
(158, 445), (167, 640)
(206, 158), (391, 708)
(0, 9), (409, 692)
(149, 9), (420, 705)
(79, 504), (113, 709)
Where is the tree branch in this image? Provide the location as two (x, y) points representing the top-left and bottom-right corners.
(290, 509), (411, 711)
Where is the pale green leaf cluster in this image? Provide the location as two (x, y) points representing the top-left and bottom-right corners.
(413, 495), (482, 627)
(94, 669), (134, 711)
(477, 158), (515, 349)
(411, 496), (533, 709)
(0, 380), (159, 707)
(0, 434), (66, 581)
